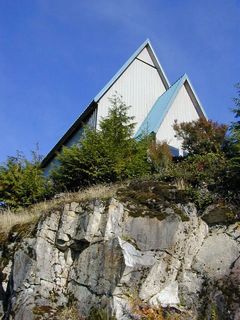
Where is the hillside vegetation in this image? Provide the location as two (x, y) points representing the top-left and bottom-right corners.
(0, 87), (239, 213)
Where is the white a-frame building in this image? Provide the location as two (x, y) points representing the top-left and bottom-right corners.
(42, 39), (207, 174)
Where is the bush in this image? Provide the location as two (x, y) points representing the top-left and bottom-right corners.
(0, 151), (52, 208)
(165, 152), (228, 189)
(173, 118), (228, 155)
(187, 187), (215, 211)
(148, 140), (172, 173)
(51, 128), (114, 191)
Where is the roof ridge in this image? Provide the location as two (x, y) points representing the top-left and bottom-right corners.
(150, 73), (185, 102)
(94, 40), (170, 102)
(171, 73), (186, 85)
(134, 72), (208, 139)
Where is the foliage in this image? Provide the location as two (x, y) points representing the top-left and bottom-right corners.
(51, 129), (112, 191)
(88, 307), (116, 320)
(159, 152), (228, 210)
(0, 151), (52, 208)
(173, 118), (228, 155)
(126, 289), (187, 320)
(51, 95), (152, 191)
(226, 83), (240, 190)
(99, 95), (135, 145)
(51, 94), (232, 201)
(148, 139), (172, 173)
(57, 305), (83, 320)
(187, 187), (216, 212)
(232, 83), (240, 129)
(166, 152), (227, 188)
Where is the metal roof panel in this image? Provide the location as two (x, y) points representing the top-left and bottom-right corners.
(134, 75), (185, 137)
(134, 73), (207, 138)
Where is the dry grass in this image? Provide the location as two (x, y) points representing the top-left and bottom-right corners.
(28, 183), (121, 215)
(126, 289), (189, 320)
(0, 183), (121, 237)
(0, 210), (40, 236)
(57, 305), (83, 320)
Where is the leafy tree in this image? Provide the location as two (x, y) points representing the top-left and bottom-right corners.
(0, 151), (51, 208)
(226, 83), (240, 189)
(173, 118), (228, 155)
(51, 95), (152, 191)
(232, 83), (240, 130)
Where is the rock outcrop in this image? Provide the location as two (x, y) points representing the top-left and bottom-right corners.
(0, 182), (239, 319)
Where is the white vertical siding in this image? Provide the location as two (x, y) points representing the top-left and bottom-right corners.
(156, 83), (200, 150)
(96, 55), (166, 134)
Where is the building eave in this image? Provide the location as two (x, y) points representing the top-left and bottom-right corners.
(183, 74), (208, 120)
(41, 100), (97, 168)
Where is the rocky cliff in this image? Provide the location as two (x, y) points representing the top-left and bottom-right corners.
(0, 181), (239, 320)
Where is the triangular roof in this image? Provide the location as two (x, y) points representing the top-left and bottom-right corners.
(134, 73), (207, 137)
(94, 39), (170, 102)
(42, 40), (169, 168)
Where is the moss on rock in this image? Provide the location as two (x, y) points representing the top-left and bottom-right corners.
(117, 180), (190, 221)
(202, 204), (238, 225)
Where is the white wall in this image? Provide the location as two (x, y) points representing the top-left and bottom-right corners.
(156, 82), (200, 151)
(96, 48), (166, 134)
(138, 47), (155, 66)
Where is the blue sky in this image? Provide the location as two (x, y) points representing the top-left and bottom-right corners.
(0, 0), (240, 163)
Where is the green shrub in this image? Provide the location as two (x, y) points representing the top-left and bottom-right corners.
(0, 151), (52, 208)
(148, 140), (172, 173)
(164, 152), (227, 189)
(187, 187), (215, 211)
(51, 128), (115, 191)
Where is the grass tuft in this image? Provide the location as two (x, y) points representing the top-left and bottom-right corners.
(0, 210), (40, 236)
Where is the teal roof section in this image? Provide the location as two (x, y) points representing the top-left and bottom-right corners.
(134, 74), (186, 138)
(94, 39), (170, 102)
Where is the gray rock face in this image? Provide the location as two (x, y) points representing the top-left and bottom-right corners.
(0, 194), (239, 320)
(193, 233), (239, 279)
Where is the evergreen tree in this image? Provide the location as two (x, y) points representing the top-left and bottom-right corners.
(51, 95), (152, 191)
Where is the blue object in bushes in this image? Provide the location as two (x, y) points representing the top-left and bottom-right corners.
(0, 201), (7, 208)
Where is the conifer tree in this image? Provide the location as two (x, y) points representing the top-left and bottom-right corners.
(51, 95), (151, 191)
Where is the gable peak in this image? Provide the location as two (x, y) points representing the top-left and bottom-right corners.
(94, 39), (170, 102)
